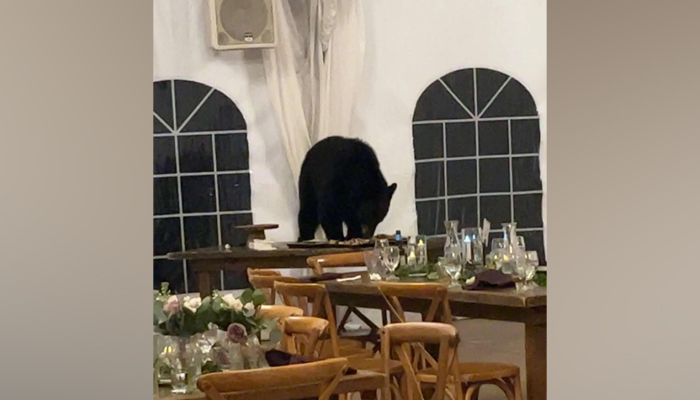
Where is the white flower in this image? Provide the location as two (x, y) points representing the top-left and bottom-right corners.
(243, 302), (255, 317)
(183, 297), (202, 312)
(221, 294), (243, 311)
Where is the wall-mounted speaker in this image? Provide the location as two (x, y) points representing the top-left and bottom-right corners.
(208, 0), (276, 50)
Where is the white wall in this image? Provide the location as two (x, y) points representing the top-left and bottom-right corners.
(153, 0), (546, 245)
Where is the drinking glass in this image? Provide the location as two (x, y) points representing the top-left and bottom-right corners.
(439, 256), (462, 288)
(363, 249), (384, 281)
(415, 235), (428, 266)
(461, 228), (483, 279)
(374, 238), (389, 252)
(525, 251), (539, 288)
(405, 243), (418, 268)
(381, 246), (401, 277)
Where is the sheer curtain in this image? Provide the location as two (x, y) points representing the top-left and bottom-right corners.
(263, 0), (366, 185)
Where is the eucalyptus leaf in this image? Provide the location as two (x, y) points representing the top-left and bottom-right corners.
(251, 289), (267, 307)
(239, 289), (254, 305)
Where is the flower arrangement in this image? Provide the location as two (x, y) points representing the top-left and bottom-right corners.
(153, 283), (272, 340)
(153, 283), (209, 337)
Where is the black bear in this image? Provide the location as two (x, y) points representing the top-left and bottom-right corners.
(297, 136), (397, 241)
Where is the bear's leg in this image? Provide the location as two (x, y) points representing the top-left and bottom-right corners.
(297, 177), (319, 242)
(319, 207), (345, 241)
(297, 205), (318, 241)
(345, 217), (364, 240)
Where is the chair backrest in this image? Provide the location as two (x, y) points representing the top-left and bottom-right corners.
(280, 316), (329, 357)
(306, 251), (366, 275)
(381, 322), (462, 400)
(375, 281), (452, 323)
(273, 281), (342, 357)
(197, 357), (348, 400)
(256, 304), (305, 320)
(247, 268), (299, 304)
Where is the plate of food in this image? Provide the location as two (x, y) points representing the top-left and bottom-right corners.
(287, 236), (404, 249)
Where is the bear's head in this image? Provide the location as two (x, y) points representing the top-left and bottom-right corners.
(358, 183), (397, 238)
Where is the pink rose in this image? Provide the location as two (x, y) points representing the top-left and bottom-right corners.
(226, 323), (248, 344)
(163, 296), (180, 316)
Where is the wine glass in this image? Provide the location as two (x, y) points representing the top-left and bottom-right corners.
(525, 251), (539, 288)
(439, 256), (462, 288)
(381, 246), (401, 277)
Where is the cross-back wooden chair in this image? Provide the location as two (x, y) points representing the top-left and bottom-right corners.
(307, 252), (385, 353)
(247, 269), (300, 305)
(273, 281), (373, 360)
(376, 281), (523, 400)
(381, 322), (463, 400)
(279, 316), (329, 358)
(274, 280), (404, 400)
(197, 357), (348, 400)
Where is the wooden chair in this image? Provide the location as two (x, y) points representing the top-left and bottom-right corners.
(279, 316), (329, 357)
(273, 281), (373, 360)
(247, 269), (300, 305)
(381, 322), (463, 400)
(376, 281), (523, 400)
(306, 252), (384, 352)
(197, 357), (348, 400)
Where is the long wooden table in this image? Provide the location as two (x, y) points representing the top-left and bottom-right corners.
(156, 369), (386, 400)
(324, 278), (547, 400)
(168, 246), (361, 297)
(168, 244), (447, 297)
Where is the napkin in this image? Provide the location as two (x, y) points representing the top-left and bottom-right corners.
(249, 239), (277, 250)
(461, 269), (515, 290)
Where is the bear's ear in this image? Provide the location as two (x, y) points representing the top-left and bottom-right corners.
(387, 183), (397, 197)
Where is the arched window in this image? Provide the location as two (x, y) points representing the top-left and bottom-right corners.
(412, 68), (545, 264)
(153, 79), (253, 292)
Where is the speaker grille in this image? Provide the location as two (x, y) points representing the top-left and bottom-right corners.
(219, 0), (269, 42)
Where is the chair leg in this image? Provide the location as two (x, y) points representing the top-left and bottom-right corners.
(511, 374), (523, 400)
(491, 379), (516, 400)
(463, 383), (481, 400)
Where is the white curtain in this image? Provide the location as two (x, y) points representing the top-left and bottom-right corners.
(314, 0), (366, 142)
(263, 0), (366, 185)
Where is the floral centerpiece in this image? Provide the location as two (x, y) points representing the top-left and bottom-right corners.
(202, 289), (276, 370)
(153, 283), (278, 388)
(153, 283), (209, 394)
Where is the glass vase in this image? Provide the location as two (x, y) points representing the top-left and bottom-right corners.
(211, 329), (244, 371)
(241, 334), (269, 369)
(159, 335), (202, 394)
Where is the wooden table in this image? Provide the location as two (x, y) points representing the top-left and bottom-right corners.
(155, 369), (386, 400)
(324, 279), (547, 400)
(168, 246), (361, 297)
(168, 241), (448, 297)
